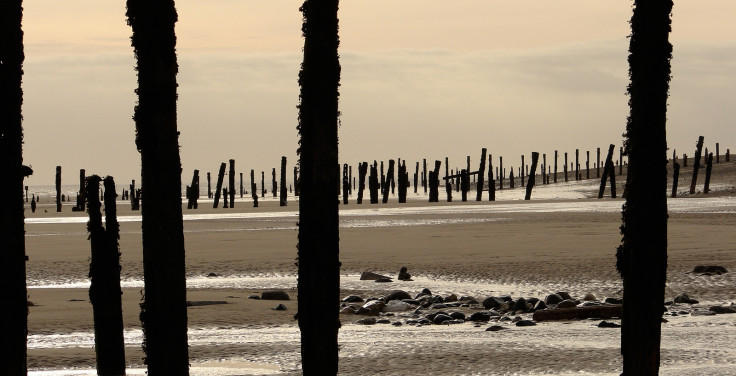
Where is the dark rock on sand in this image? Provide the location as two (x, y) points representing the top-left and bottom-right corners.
(357, 300), (385, 316)
(398, 266), (413, 281)
(433, 314), (453, 324)
(248, 295), (261, 300)
(545, 294), (564, 305)
(273, 304), (287, 311)
(449, 311), (466, 320)
(376, 318), (391, 324)
(515, 320), (536, 327)
(482, 296), (506, 309)
(556, 292), (573, 300)
(356, 318), (377, 325)
(598, 321), (621, 328)
(556, 299), (578, 309)
(605, 297), (623, 305)
(342, 295), (364, 303)
(673, 293), (698, 304)
(486, 325), (507, 331)
(533, 300), (547, 311)
(261, 290), (290, 300)
(514, 297), (528, 311)
(360, 270), (390, 281)
(469, 311), (492, 322)
(692, 265), (729, 275)
(709, 305), (736, 314)
(207, 272), (219, 277)
(384, 290), (412, 302)
(459, 296), (479, 305)
(375, 277), (393, 283)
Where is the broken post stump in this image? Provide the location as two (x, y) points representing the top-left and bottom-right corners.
(357, 162), (367, 204)
(250, 169), (258, 208)
(229, 159), (236, 208)
(690, 136), (705, 194)
(598, 144), (615, 199)
(280, 157), (288, 206)
(369, 161), (379, 204)
(213, 162), (226, 208)
(476, 148), (487, 201)
(56, 166), (62, 212)
(671, 161), (680, 198)
(704, 153), (713, 194)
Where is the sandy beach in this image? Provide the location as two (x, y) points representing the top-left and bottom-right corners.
(24, 161), (736, 375)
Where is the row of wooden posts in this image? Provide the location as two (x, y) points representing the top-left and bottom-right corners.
(42, 138), (729, 212)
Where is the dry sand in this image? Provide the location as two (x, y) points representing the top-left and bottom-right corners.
(24, 160), (736, 375)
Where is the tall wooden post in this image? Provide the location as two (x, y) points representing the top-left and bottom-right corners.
(294, 166), (300, 197)
(541, 154), (547, 185)
(357, 162), (367, 204)
(239, 173), (243, 198)
(586, 151), (590, 179)
(261, 171), (265, 197)
(597, 147), (601, 178)
(223, 188), (228, 208)
(207, 172), (212, 198)
(250, 169), (258, 207)
(414, 162), (419, 194)
(398, 161), (408, 203)
(228, 159), (235, 208)
(520, 155), (525, 185)
(459, 169), (468, 202)
(671, 160), (680, 198)
(499, 156), (504, 190)
(56, 166), (62, 212)
(280, 157), (288, 206)
(598, 144), (615, 199)
(564, 153), (568, 182)
(703, 153), (713, 194)
(619, 146), (624, 175)
(689, 136), (704, 194)
(342, 164), (349, 205)
(78, 169), (86, 211)
(422, 159), (427, 194)
(272, 168), (277, 198)
(187, 170), (199, 209)
(554, 150), (558, 183)
(213, 162), (225, 208)
(476, 148), (487, 201)
(609, 158), (617, 198)
(488, 154), (495, 201)
(382, 160), (395, 204)
(524, 152), (539, 200)
(509, 168), (515, 189)
(428, 160), (441, 203)
(348, 165), (352, 194)
(369, 161), (379, 204)
(716, 143), (720, 163)
(575, 149), (580, 180)
(445, 157), (452, 202)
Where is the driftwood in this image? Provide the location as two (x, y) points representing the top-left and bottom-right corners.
(533, 305), (622, 322)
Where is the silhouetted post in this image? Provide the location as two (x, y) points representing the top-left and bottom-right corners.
(541, 154), (547, 185)
(279, 157), (287, 206)
(598, 144), (615, 199)
(250, 169), (258, 207)
(213, 162), (226, 208)
(476, 148), (487, 201)
(207, 172), (212, 198)
(380, 161), (385, 194)
(239, 173), (243, 198)
(32, 195), (37, 212)
(294, 166), (300, 196)
(56, 166), (62, 212)
(509, 168), (515, 189)
(391, 159), (396, 195)
(586, 151), (590, 179)
(455, 168), (460, 192)
(261, 171), (265, 197)
(382, 160), (395, 203)
(78, 169), (86, 211)
(716, 143), (720, 163)
(428, 160), (441, 202)
(132, 189), (140, 211)
(357, 162), (367, 204)
(422, 159), (427, 194)
(726, 149), (730, 162)
(369, 161), (379, 204)
(222, 188), (228, 208)
(520, 155), (525, 185)
(597, 147), (601, 178)
(398, 161), (408, 203)
(553, 150), (558, 183)
(499, 156), (504, 190)
(348, 165), (352, 194)
(575, 149), (580, 180)
(619, 147), (624, 175)
(86, 175), (126, 376)
(683, 154), (688, 167)
(187, 170), (199, 209)
(609, 159), (617, 198)
(703, 153), (713, 194)
(272, 168), (277, 198)
(342, 164), (349, 205)
(563, 153), (568, 182)
(445, 157), (452, 202)
(458, 169), (468, 202)
(690, 136), (704, 194)
(228, 159), (235, 208)
(414, 162), (419, 194)
(24, 186), (28, 203)
(524, 152), (539, 200)
(488, 154), (495, 201)
(671, 160), (680, 198)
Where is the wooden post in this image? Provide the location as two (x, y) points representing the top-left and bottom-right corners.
(488, 154), (495, 201)
(240, 173), (243, 198)
(78, 169), (86, 211)
(280, 157), (288, 206)
(294, 166), (300, 197)
(690, 135), (704, 194)
(726, 149), (730, 162)
(422, 159), (427, 194)
(380, 161), (385, 194)
(460, 169), (469, 201)
(382, 160), (395, 203)
(223, 188), (228, 208)
(342, 163), (349, 205)
(187, 170), (199, 209)
(369, 161), (379, 204)
(272, 168), (277, 198)
(445, 157), (452, 202)
(357, 162), (367, 204)
(564, 153), (568, 182)
(398, 161), (408, 203)
(608, 158), (617, 198)
(575, 149), (579, 181)
(261, 171), (265, 197)
(554, 150), (558, 183)
(250, 169), (259, 207)
(499, 156), (504, 190)
(597, 147), (601, 178)
(348, 165), (352, 194)
(524, 152), (540, 200)
(24, 186), (28, 203)
(520, 155), (525, 186)
(414, 162), (419, 194)
(213, 162), (225, 208)
(476, 148), (487, 201)
(509, 168), (515, 189)
(704, 153), (713, 194)
(716, 143), (720, 163)
(541, 154), (547, 185)
(671, 160), (680, 198)
(586, 151), (590, 179)
(429, 160), (441, 202)
(56, 166), (62, 212)
(229, 159), (236, 208)
(683, 154), (688, 167)
(207, 172), (212, 198)
(391, 159), (396, 195)
(598, 144), (615, 199)
(619, 146), (624, 175)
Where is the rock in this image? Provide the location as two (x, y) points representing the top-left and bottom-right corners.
(342, 295), (364, 303)
(433, 314), (453, 324)
(398, 266), (413, 281)
(486, 325), (507, 331)
(692, 265), (728, 275)
(420, 288), (432, 296)
(383, 300), (412, 312)
(605, 297), (623, 305)
(360, 270), (390, 281)
(392, 321), (403, 326)
(673, 293), (698, 304)
(691, 310), (716, 316)
(556, 299), (578, 309)
(384, 290), (412, 302)
(358, 300), (386, 316)
(511, 316), (522, 323)
(583, 293), (597, 301)
(482, 296), (506, 309)
(207, 272), (219, 277)
(469, 311), (491, 322)
(556, 292), (573, 301)
(356, 318), (377, 325)
(598, 321), (621, 328)
(401, 299), (421, 305)
(445, 294), (458, 302)
(533, 300), (547, 311)
(340, 307), (357, 314)
(459, 296), (479, 305)
(533, 305), (622, 322)
(247, 295), (261, 300)
(431, 303), (448, 310)
(709, 305), (736, 314)
(544, 294), (564, 305)
(514, 298), (528, 311)
(515, 320), (536, 327)
(425, 311), (447, 321)
(273, 304), (287, 311)
(526, 297), (540, 306)
(375, 277), (393, 283)
(449, 311), (466, 320)
(376, 319), (391, 324)
(261, 290), (290, 301)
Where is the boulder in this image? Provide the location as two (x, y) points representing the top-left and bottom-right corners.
(482, 296), (506, 309)
(532, 300), (547, 311)
(583, 293), (597, 301)
(598, 321), (621, 328)
(709, 305), (736, 314)
(357, 300), (385, 316)
(515, 320), (536, 327)
(444, 294), (458, 302)
(544, 294), (564, 305)
(469, 311), (492, 322)
(340, 306), (357, 314)
(449, 311), (466, 320)
(376, 319), (391, 324)
(673, 293), (698, 304)
(514, 297), (528, 311)
(360, 270), (390, 281)
(247, 295), (261, 300)
(355, 318), (377, 325)
(556, 292), (573, 301)
(207, 272), (219, 277)
(384, 290), (412, 302)
(556, 299), (578, 309)
(397, 266), (413, 281)
(383, 300), (413, 312)
(375, 277), (393, 283)
(432, 314), (453, 324)
(261, 290), (290, 301)
(604, 297), (623, 305)
(692, 265), (728, 275)
(272, 304), (287, 311)
(486, 325), (507, 331)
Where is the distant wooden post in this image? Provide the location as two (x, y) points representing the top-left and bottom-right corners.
(586, 151), (590, 179)
(391, 159), (396, 195)
(414, 162), (419, 194)
(78, 169), (86, 211)
(428, 160), (441, 202)
(554, 150), (558, 183)
(239, 173), (243, 198)
(488, 154), (495, 201)
(608, 158), (616, 198)
(213, 162), (226, 208)
(619, 147), (624, 175)
(524, 152), (540, 200)
(348, 165), (353, 194)
(222, 188), (229, 208)
(520, 155), (525, 186)
(499, 156), (504, 190)
(229, 159), (236, 208)
(24, 186), (28, 203)
(704, 153), (713, 194)
(460, 169), (469, 201)
(294, 166), (300, 196)
(187, 170), (199, 209)
(56, 166), (62, 212)
(716, 143), (720, 163)
(398, 161), (408, 203)
(509, 168), (515, 189)
(272, 168), (277, 198)
(380, 161), (385, 194)
(476, 148), (487, 201)
(683, 154), (688, 167)
(250, 169), (258, 207)
(575, 149), (579, 180)
(690, 136), (705, 194)
(598, 144), (615, 199)
(726, 149), (730, 162)
(342, 163), (349, 205)
(369, 161), (379, 204)
(541, 154), (547, 185)
(357, 162), (367, 204)
(382, 160), (395, 203)
(422, 159), (427, 194)
(207, 172), (212, 198)
(280, 157), (287, 206)
(671, 160), (680, 198)
(564, 153), (568, 182)
(445, 157), (452, 202)
(596, 147), (601, 178)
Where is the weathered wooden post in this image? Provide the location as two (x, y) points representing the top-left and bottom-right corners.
(541, 154), (547, 185)
(524, 152), (540, 200)
(56, 166), (62, 212)
(619, 146), (624, 175)
(213, 162), (226, 208)
(223, 188), (228, 208)
(608, 158), (616, 198)
(586, 151), (590, 179)
(31, 195), (37, 212)
(187, 170), (199, 209)
(280, 157), (288, 206)
(575, 149), (580, 181)
(261, 171), (265, 197)
(553, 150), (558, 183)
(445, 157), (452, 202)
(348, 165), (352, 194)
(683, 154), (688, 167)
(428, 160), (441, 202)
(509, 168), (515, 189)
(342, 163), (349, 205)
(726, 149), (730, 162)
(671, 160), (680, 198)
(716, 143), (720, 163)
(380, 161), (385, 194)
(228, 159), (235, 208)
(357, 162), (367, 204)
(369, 161), (379, 204)
(390, 159), (396, 195)
(382, 160), (395, 203)
(422, 159), (427, 194)
(272, 168), (277, 198)
(598, 144), (615, 199)
(207, 172), (212, 198)
(414, 162), (419, 194)
(563, 153), (568, 182)
(294, 166), (300, 197)
(78, 169), (86, 211)
(704, 153), (713, 194)
(132, 189), (140, 211)
(250, 169), (258, 207)
(240, 173), (244, 198)
(499, 156), (504, 190)
(689, 136), (705, 194)
(597, 147), (601, 178)
(398, 161), (408, 203)
(488, 155), (495, 201)
(476, 148), (487, 201)
(455, 168), (460, 192)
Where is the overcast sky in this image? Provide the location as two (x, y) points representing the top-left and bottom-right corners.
(20, 1), (736, 186)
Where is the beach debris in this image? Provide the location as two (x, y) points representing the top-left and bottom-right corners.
(486, 325), (507, 331)
(247, 295), (261, 300)
(273, 304), (287, 311)
(709, 305), (736, 314)
(673, 293), (698, 304)
(691, 265), (729, 275)
(360, 270), (390, 281)
(598, 321), (621, 328)
(261, 290), (290, 301)
(206, 272), (219, 278)
(341, 295), (364, 303)
(355, 318), (377, 325)
(397, 266), (412, 281)
(532, 305), (622, 322)
(515, 320), (536, 327)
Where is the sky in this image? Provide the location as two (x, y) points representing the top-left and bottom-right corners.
(20, 0), (736, 187)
